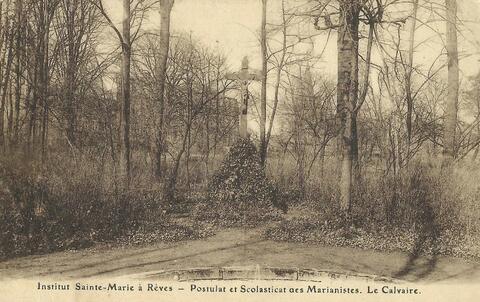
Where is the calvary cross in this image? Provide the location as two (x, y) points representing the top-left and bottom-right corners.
(226, 56), (263, 138)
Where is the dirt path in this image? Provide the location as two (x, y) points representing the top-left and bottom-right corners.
(0, 228), (479, 283)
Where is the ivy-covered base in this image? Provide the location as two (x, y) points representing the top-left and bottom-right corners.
(194, 138), (283, 227)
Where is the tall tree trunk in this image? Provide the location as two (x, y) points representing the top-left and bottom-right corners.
(26, 0), (49, 158)
(259, 0), (268, 167)
(351, 112), (359, 177)
(0, 1), (3, 150)
(405, 0), (419, 163)
(156, 0), (174, 178)
(40, 0), (50, 162)
(213, 63), (220, 160)
(1, 27), (14, 152)
(0, 7), (14, 151)
(353, 21), (374, 181)
(7, 80), (13, 145)
(164, 124), (190, 203)
(122, 0), (132, 186)
(337, 0), (360, 216)
(65, 0), (76, 145)
(266, 0), (287, 155)
(13, 0), (23, 148)
(443, 0), (459, 162)
(28, 58), (39, 154)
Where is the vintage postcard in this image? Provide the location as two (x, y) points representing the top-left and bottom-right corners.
(0, 0), (479, 301)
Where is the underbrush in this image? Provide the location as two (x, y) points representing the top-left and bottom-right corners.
(193, 138), (284, 227)
(265, 162), (480, 259)
(0, 155), (209, 260)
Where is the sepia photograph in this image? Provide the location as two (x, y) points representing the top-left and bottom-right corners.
(0, 0), (479, 301)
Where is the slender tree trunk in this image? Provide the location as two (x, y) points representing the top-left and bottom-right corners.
(259, 0), (268, 167)
(28, 62), (38, 154)
(319, 143), (326, 177)
(164, 124), (190, 202)
(337, 0), (360, 216)
(0, 2), (3, 149)
(185, 73), (192, 189)
(213, 64), (220, 160)
(443, 0), (459, 162)
(13, 0), (23, 148)
(266, 0), (287, 153)
(352, 22), (374, 181)
(205, 113), (210, 180)
(40, 0), (50, 162)
(7, 80), (13, 146)
(155, 0), (175, 177)
(1, 32), (14, 152)
(0, 8), (14, 151)
(405, 0), (418, 163)
(204, 63), (212, 179)
(295, 88), (306, 193)
(122, 0), (132, 186)
(156, 0), (174, 178)
(65, 0), (77, 145)
(475, 109), (480, 162)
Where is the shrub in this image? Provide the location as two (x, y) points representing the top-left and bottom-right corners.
(194, 138), (283, 227)
(264, 161), (480, 259)
(0, 155), (167, 259)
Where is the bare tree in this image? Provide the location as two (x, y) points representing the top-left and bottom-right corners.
(121, 0), (131, 186)
(0, 0), (14, 152)
(405, 0), (419, 156)
(22, 0), (60, 159)
(12, 0), (23, 148)
(335, 0), (361, 215)
(91, 0), (153, 186)
(280, 67), (336, 190)
(310, 0), (405, 218)
(53, 0), (100, 147)
(259, 0), (268, 167)
(443, 0), (458, 162)
(159, 36), (233, 201)
(262, 0), (321, 169)
(155, 0), (174, 178)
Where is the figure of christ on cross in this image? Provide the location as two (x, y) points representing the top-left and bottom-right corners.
(226, 56), (263, 139)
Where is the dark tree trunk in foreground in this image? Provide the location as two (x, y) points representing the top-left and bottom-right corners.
(337, 0), (360, 215)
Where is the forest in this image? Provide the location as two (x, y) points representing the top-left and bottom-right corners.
(0, 0), (479, 262)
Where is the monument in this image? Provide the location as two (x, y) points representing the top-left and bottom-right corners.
(226, 56), (263, 138)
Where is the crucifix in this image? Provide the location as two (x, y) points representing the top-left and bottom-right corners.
(226, 56), (263, 138)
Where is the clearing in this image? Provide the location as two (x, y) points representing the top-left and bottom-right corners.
(0, 228), (479, 283)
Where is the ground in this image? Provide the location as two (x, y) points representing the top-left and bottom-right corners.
(0, 227), (479, 283)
